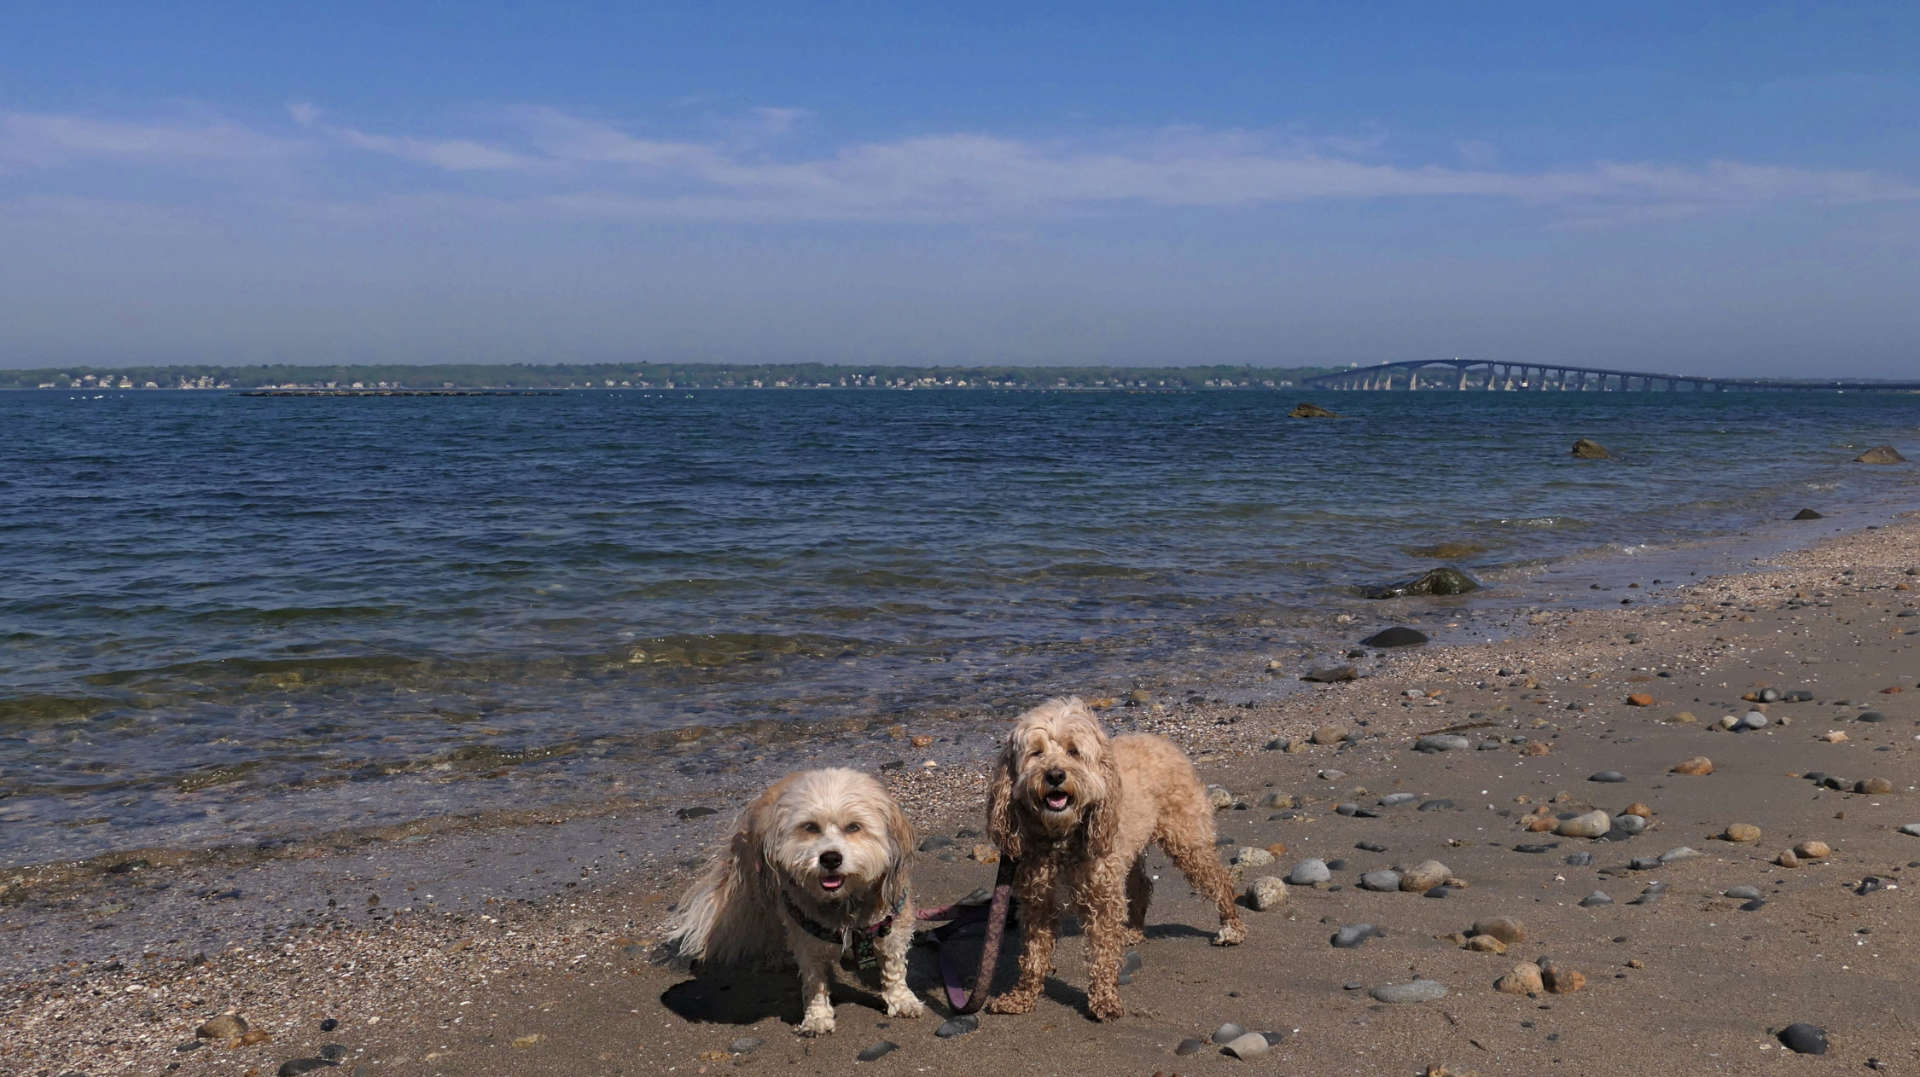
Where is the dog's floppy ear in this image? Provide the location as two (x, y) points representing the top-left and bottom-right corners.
(1083, 727), (1124, 864)
(985, 736), (1023, 863)
(881, 792), (915, 911)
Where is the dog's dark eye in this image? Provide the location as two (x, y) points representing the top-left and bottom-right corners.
(802, 822), (821, 834)
(1067, 745), (1081, 758)
(845, 822), (862, 833)
(1028, 749), (1042, 759)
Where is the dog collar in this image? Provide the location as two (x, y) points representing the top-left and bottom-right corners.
(781, 890), (907, 950)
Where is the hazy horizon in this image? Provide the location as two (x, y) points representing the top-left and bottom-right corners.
(4, 4), (1917, 376)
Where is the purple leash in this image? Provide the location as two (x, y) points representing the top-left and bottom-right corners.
(914, 859), (1015, 1013)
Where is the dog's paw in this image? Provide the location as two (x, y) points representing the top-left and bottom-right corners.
(795, 1006), (836, 1037)
(1212, 922), (1246, 946)
(986, 993), (1036, 1015)
(1087, 988), (1125, 1022)
(884, 991), (926, 1019)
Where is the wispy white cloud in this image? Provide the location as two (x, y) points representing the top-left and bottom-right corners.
(5, 105), (1917, 225)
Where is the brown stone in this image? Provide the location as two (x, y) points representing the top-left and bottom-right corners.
(1857, 777), (1895, 795)
(1521, 740), (1551, 756)
(1793, 840), (1831, 860)
(910, 734), (934, 748)
(1626, 693), (1655, 707)
(1723, 823), (1762, 843)
(1526, 815), (1557, 832)
(197, 1015), (247, 1040)
(1822, 731), (1849, 743)
(1399, 860), (1452, 893)
(238, 1029), (271, 1046)
(1465, 934), (1507, 954)
(1311, 724), (1350, 746)
(1623, 802), (1653, 819)
(1265, 842), (1288, 858)
(1777, 850), (1801, 868)
(1543, 967), (1587, 994)
(1470, 917), (1527, 945)
(1494, 962), (1545, 996)
(1671, 756), (1714, 776)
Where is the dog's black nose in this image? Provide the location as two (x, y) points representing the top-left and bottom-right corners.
(1044, 768), (1066, 787)
(818, 850), (843, 871)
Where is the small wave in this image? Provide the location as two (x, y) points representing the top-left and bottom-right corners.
(0, 694), (117, 725)
(184, 605), (400, 625)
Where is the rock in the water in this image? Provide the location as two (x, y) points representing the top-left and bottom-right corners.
(1571, 438), (1613, 459)
(1723, 823), (1763, 843)
(1589, 770), (1626, 783)
(1365, 567), (1481, 599)
(1854, 445), (1907, 464)
(1289, 858), (1331, 886)
(197, 1015), (247, 1040)
(1415, 734), (1471, 753)
(1557, 811), (1611, 838)
(1399, 860), (1451, 893)
(1359, 870), (1402, 892)
(1778, 1022), (1829, 1054)
(1362, 626), (1429, 648)
(1671, 756), (1714, 776)
(1248, 876), (1288, 910)
(1288, 402), (1340, 418)
(1222, 1031), (1272, 1059)
(1471, 917), (1526, 945)
(1495, 962), (1545, 996)
(935, 1016), (977, 1038)
(1301, 665), (1359, 683)
(1370, 979), (1448, 1004)
(1793, 508), (1825, 520)
(856, 1041), (899, 1063)
(1332, 923), (1383, 948)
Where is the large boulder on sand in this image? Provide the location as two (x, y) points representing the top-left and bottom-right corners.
(1854, 445), (1906, 464)
(1365, 566), (1481, 599)
(1288, 402), (1340, 418)
(1571, 438), (1613, 459)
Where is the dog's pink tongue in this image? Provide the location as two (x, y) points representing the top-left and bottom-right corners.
(1046, 792), (1069, 809)
(820, 875), (844, 891)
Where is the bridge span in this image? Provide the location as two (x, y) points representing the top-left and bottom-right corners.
(1304, 359), (1920, 393)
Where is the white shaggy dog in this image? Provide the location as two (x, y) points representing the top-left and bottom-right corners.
(662, 768), (926, 1036)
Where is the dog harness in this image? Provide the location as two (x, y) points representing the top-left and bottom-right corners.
(781, 890), (906, 970)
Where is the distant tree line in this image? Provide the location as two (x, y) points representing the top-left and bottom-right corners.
(0, 361), (1345, 391)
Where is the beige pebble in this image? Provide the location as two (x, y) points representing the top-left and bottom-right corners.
(1722, 823), (1762, 843)
(1793, 840), (1832, 859)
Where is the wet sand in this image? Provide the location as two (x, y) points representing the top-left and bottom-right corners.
(6, 513), (1920, 1075)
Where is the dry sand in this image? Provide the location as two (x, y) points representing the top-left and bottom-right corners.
(7, 514), (1920, 1076)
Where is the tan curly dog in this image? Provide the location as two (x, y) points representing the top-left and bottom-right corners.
(985, 696), (1245, 1021)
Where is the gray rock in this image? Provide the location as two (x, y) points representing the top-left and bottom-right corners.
(1380, 792), (1419, 807)
(1232, 846), (1275, 868)
(1589, 770), (1627, 783)
(1212, 1022), (1246, 1044)
(1414, 734), (1471, 753)
(1779, 1022), (1828, 1054)
(1174, 1038), (1207, 1056)
(1579, 891), (1614, 907)
(1899, 823), (1920, 837)
(1740, 898), (1767, 911)
(197, 1015), (248, 1040)
(1301, 665), (1360, 683)
(1417, 799), (1455, 812)
(1362, 626), (1429, 648)
(1365, 567), (1481, 599)
(1332, 923), (1383, 948)
(1724, 886), (1761, 901)
(856, 1041), (899, 1063)
(917, 834), (956, 852)
(1858, 711), (1888, 723)
(1288, 858), (1331, 886)
(1369, 979), (1448, 1004)
(1629, 857), (1662, 871)
(934, 1016), (977, 1038)
(1615, 814), (1648, 835)
(1248, 876), (1288, 910)
(1658, 846), (1701, 863)
(1222, 1032), (1271, 1059)
(1358, 870), (1402, 892)
(277, 1062), (332, 1077)
(1571, 438), (1613, 459)
(1564, 851), (1594, 866)
(1736, 711), (1769, 731)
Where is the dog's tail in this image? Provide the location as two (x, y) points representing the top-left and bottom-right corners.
(658, 828), (785, 968)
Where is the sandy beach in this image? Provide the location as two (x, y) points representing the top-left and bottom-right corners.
(7, 512), (1920, 1076)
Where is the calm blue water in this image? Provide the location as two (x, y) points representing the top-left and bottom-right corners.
(2, 388), (1916, 864)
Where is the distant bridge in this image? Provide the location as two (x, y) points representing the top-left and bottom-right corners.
(1304, 359), (1920, 393)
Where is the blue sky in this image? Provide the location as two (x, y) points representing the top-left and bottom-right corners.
(3, 3), (1917, 375)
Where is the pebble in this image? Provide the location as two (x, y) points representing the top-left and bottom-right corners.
(1359, 870), (1402, 892)
(1248, 876), (1288, 910)
(1380, 792), (1419, 807)
(277, 1062), (332, 1077)
(1793, 840), (1832, 860)
(935, 1016), (978, 1038)
(1899, 823), (1920, 837)
(1514, 843), (1554, 854)
(1557, 811), (1611, 838)
(1629, 883), (1667, 906)
(1260, 791), (1297, 809)
(1579, 891), (1614, 907)
(1495, 962), (1545, 995)
(1723, 823), (1762, 843)
(1589, 770), (1627, 783)
(1369, 979), (1448, 1004)
(1233, 846), (1275, 867)
(1175, 1038), (1207, 1056)
(1778, 1022), (1828, 1055)
(1332, 924), (1383, 948)
(318, 1019), (338, 1033)
(1356, 840), (1388, 852)
(1614, 814), (1648, 835)
(197, 1015), (247, 1040)
(1543, 967), (1587, 993)
(1399, 860), (1452, 893)
(1362, 626), (1428, 648)
(1212, 1022), (1246, 1044)
(1289, 859), (1332, 886)
(1724, 886), (1762, 900)
(856, 1041), (899, 1063)
(1221, 1031), (1272, 1059)
(1737, 711), (1770, 731)
(1311, 724), (1350, 745)
(1857, 778), (1895, 795)
(1472, 917), (1527, 944)
(729, 1036), (765, 1054)
(1414, 734), (1471, 753)
(1671, 756), (1714, 776)
(1564, 851), (1594, 866)
(1857, 711), (1887, 723)
(1464, 934), (1507, 954)
(1658, 846), (1701, 863)
(1417, 798), (1454, 812)
(1740, 898), (1767, 911)
(1207, 785), (1235, 810)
